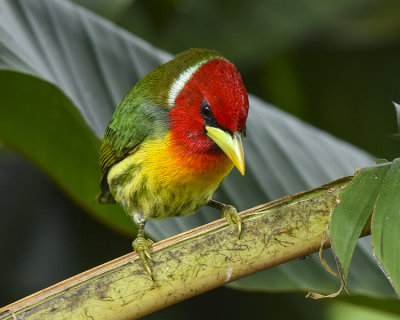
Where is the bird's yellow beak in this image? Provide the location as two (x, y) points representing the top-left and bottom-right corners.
(206, 126), (245, 175)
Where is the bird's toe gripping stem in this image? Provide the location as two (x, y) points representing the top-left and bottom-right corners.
(207, 199), (242, 238)
(132, 235), (154, 278)
(221, 205), (242, 238)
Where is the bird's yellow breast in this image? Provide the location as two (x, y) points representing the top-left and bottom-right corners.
(107, 132), (233, 219)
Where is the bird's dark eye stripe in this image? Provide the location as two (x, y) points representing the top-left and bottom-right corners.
(200, 99), (226, 134)
(199, 100), (244, 138)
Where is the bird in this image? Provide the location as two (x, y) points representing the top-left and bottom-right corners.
(97, 48), (249, 277)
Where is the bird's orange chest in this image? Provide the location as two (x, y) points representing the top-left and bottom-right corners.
(140, 132), (234, 192)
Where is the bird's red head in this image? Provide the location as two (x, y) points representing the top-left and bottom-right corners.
(168, 58), (249, 157)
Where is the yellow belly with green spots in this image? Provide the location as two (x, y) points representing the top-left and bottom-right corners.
(107, 132), (233, 220)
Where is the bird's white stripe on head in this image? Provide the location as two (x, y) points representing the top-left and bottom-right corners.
(168, 60), (208, 108)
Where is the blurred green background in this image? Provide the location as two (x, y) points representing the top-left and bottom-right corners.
(1, 0), (400, 318)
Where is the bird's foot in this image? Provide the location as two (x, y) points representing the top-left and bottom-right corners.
(132, 235), (154, 278)
(222, 205), (242, 238)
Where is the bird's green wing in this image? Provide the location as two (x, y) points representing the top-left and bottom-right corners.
(97, 137), (143, 203)
(97, 87), (168, 203)
(97, 110), (149, 203)
(97, 140), (119, 203)
(99, 140), (119, 179)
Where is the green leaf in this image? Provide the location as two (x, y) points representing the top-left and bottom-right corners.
(372, 158), (400, 297)
(0, 0), (171, 138)
(0, 0), (395, 297)
(328, 299), (400, 320)
(329, 159), (400, 298)
(329, 162), (391, 281)
(0, 71), (133, 234)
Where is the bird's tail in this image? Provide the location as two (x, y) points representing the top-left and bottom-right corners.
(96, 168), (116, 204)
(96, 190), (116, 204)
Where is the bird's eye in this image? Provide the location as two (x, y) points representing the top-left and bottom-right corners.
(200, 100), (212, 119)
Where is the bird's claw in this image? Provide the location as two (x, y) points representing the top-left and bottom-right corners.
(222, 205), (242, 238)
(132, 236), (154, 278)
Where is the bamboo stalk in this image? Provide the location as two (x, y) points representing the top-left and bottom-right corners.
(0, 177), (356, 320)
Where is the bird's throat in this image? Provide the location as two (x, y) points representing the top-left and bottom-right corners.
(138, 132), (233, 190)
